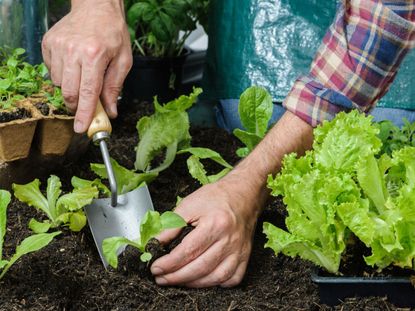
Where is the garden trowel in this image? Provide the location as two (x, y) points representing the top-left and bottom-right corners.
(84, 102), (154, 268)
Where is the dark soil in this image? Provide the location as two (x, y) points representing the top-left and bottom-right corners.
(35, 102), (50, 116)
(0, 101), (412, 310)
(0, 108), (31, 123)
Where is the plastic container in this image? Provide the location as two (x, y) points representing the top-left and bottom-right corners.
(311, 269), (415, 307)
(123, 49), (190, 104)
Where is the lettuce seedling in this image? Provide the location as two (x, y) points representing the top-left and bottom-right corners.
(0, 189), (60, 280)
(90, 158), (158, 195)
(103, 211), (187, 267)
(233, 86), (273, 157)
(178, 147), (233, 185)
(135, 88), (202, 173)
(13, 175), (98, 233)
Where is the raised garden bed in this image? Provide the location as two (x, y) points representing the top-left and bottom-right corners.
(0, 101), (407, 311)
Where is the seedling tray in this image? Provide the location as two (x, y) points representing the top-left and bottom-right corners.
(311, 269), (415, 307)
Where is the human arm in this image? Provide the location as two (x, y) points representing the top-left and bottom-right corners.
(42, 0), (132, 133)
(151, 111), (313, 287)
(150, 0), (415, 288)
(284, 0), (415, 126)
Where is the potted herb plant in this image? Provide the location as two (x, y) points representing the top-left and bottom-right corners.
(123, 0), (209, 103)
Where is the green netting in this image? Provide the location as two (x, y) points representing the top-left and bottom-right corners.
(202, 0), (415, 110)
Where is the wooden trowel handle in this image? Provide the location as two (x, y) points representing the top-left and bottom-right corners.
(87, 101), (112, 139)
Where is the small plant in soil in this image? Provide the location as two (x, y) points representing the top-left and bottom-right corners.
(0, 47), (67, 117)
(264, 111), (415, 274)
(0, 189), (60, 280)
(12, 175), (98, 233)
(103, 210), (187, 267)
(232, 86), (274, 157)
(125, 0), (209, 57)
(135, 87), (202, 173)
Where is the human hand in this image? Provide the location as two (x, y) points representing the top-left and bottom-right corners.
(42, 0), (132, 133)
(150, 175), (263, 288)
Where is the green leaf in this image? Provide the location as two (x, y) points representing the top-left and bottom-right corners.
(46, 175), (62, 221)
(0, 190), (11, 261)
(68, 211), (87, 232)
(0, 231), (61, 280)
(238, 86), (273, 136)
(28, 218), (52, 234)
(178, 147), (233, 169)
(102, 210), (186, 268)
(56, 187), (98, 213)
(91, 158), (157, 195)
(102, 237), (140, 269)
(140, 252), (152, 262)
(13, 180), (52, 220)
(71, 176), (110, 197)
(160, 211), (187, 229)
(135, 89), (201, 173)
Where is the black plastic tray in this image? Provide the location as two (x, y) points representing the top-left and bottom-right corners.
(311, 269), (415, 307)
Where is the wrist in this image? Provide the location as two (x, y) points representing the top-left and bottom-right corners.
(71, 0), (124, 13)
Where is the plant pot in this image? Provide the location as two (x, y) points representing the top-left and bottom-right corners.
(35, 114), (75, 156)
(0, 103), (38, 163)
(123, 49), (190, 104)
(311, 269), (415, 307)
(28, 100), (75, 156)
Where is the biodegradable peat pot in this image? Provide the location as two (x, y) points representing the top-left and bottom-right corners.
(311, 269), (415, 307)
(123, 49), (190, 104)
(0, 104), (38, 163)
(32, 102), (75, 156)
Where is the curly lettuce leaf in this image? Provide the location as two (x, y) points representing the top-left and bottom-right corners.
(135, 88), (201, 172)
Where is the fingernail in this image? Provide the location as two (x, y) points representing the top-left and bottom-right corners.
(74, 120), (84, 133)
(155, 277), (168, 285)
(106, 105), (117, 118)
(151, 266), (164, 276)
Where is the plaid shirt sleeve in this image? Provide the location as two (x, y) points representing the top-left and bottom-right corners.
(282, 0), (415, 127)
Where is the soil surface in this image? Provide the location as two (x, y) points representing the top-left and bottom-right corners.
(0, 101), (413, 311)
(0, 108), (31, 123)
(35, 102), (50, 116)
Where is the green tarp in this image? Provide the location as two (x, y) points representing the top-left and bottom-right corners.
(202, 0), (415, 109)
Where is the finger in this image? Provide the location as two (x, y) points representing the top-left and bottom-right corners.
(74, 57), (108, 133)
(41, 35), (51, 69)
(183, 255), (240, 288)
(156, 227), (183, 245)
(220, 260), (248, 288)
(61, 59), (81, 113)
(154, 241), (226, 286)
(50, 51), (63, 86)
(151, 224), (216, 276)
(101, 51), (132, 118)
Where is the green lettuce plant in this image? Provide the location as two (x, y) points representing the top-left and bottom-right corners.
(135, 87), (202, 173)
(233, 86), (274, 157)
(0, 189), (60, 280)
(264, 111), (415, 274)
(103, 210), (187, 267)
(13, 175), (98, 233)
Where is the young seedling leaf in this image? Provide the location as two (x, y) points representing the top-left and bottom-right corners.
(0, 231), (61, 280)
(0, 190), (11, 261)
(102, 211), (187, 268)
(28, 218), (52, 234)
(91, 158), (157, 195)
